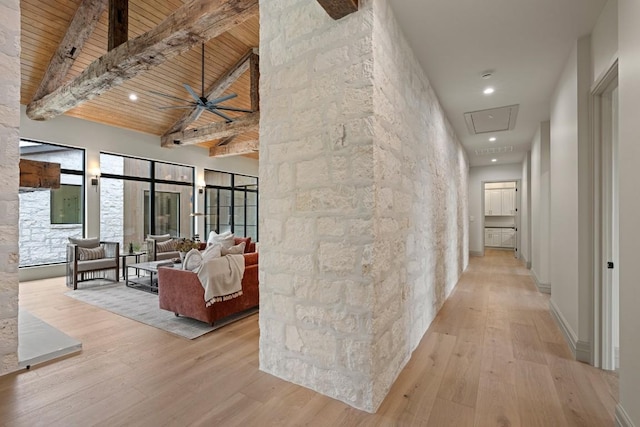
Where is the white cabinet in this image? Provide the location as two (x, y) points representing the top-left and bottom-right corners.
(484, 188), (516, 216)
(485, 228), (515, 248)
(485, 228), (504, 247)
(501, 189), (516, 216)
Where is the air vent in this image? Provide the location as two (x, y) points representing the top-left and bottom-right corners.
(464, 105), (519, 135)
(475, 146), (514, 156)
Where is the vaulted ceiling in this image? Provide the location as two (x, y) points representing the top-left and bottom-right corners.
(20, 0), (260, 158)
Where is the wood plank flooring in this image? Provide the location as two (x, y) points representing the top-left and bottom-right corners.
(0, 249), (618, 426)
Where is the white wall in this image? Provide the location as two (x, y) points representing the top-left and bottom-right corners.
(19, 106), (258, 280)
(520, 152), (531, 266)
(549, 38), (589, 342)
(530, 122), (550, 289)
(616, 0), (640, 424)
(592, 0), (618, 83)
(468, 163), (522, 255)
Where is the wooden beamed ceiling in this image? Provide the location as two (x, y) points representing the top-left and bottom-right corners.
(20, 0), (260, 158)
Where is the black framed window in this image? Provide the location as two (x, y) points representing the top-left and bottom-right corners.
(204, 170), (258, 241)
(99, 153), (195, 250)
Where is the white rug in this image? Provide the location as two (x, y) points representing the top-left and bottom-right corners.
(65, 282), (258, 339)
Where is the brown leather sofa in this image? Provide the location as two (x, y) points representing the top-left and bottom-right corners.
(157, 252), (258, 325)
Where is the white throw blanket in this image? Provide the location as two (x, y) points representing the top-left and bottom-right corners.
(196, 254), (245, 307)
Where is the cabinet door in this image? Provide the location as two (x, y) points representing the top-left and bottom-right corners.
(501, 189), (515, 215)
(501, 229), (515, 248)
(484, 229), (491, 246)
(484, 190), (492, 216)
(488, 190), (502, 216)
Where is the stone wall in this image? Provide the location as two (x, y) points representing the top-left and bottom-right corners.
(259, 0), (468, 412)
(369, 0), (469, 406)
(0, 0), (20, 375)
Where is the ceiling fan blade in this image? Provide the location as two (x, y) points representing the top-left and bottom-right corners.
(207, 93), (237, 105)
(214, 106), (254, 113)
(207, 108), (234, 122)
(183, 84), (203, 104)
(192, 106), (205, 122)
(149, 91), (191, 103)
(157, 105), (196, 110)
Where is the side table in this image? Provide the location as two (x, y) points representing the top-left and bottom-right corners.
(120, 251), (146, 279)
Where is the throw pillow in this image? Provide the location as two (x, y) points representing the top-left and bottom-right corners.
(234, 237), (252, 253)
(69, 237), (100, 248)
(202, 243), (222, 261)
(206, 230), (232, 246)
(156, 239), (176, 253)
(182, 248), (203, 271)
(221, 241), (246, 255)
(78, 246), (105, 261)
(148, 233), (171, 242)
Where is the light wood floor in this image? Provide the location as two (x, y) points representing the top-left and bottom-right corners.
(0, 250), (617, 426)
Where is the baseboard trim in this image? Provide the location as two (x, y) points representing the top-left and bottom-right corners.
(549, 299), (578, 358)
(531, 269), (551, 294)
(616, 404), (636, 427)
(469, 250), (483, 257)
(575, 340), (591, 364)
(526, 261), (531, 269)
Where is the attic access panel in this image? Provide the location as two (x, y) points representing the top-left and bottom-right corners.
(464, 104), (519, 135)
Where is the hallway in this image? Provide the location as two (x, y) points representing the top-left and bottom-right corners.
(1, 250), (618, 426)
(372, 249), (618, 426)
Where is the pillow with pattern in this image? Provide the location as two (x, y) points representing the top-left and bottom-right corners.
(156, 239), (176, 253)
(78, 246), (105, 261)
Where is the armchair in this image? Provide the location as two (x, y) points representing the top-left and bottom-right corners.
(66, 237), (119, 290)
(145, 234), (180, 261)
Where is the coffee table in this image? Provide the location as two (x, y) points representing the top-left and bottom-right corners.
(126, 260), (177, 293)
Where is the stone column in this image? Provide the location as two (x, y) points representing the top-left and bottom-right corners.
(0, 0), (21, 376)
(259, 0), (469, 412)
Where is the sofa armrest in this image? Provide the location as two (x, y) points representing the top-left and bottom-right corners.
(101, 241), (120, 258)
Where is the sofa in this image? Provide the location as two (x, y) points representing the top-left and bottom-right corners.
(157, 252), (258, 325)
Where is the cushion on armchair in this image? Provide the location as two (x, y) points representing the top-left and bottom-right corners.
(78, 246), (105, 260)
(69, 237), (100, 248)
(156, 239), (177, 253)
(148, 234), (171, 242)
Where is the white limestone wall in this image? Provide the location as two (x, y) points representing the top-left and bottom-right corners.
(0, 0), (20, 375)
(260, 0), (468, 412)
(259, 0), (377, 411)
(369, 0), (469, 406)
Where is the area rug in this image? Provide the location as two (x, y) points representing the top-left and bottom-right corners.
(65, 282), (258, 340)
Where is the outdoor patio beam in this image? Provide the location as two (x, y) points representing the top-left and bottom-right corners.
(26, 0), (259, 121)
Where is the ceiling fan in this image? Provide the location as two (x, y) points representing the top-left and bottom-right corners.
(150, 43), (253, 123)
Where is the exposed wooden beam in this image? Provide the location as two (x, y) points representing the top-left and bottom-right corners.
(19, 159), (61, 189)
(163, 48), (255, 136)
(162, 112), (260, 147)
(209, 139), (259, 157)
(108, 0), (128, 51)
(26, 0), (259, 121)
(316, 0), (358, 20)
(32, 0), (108, 101)
(249, 52), (260, 112)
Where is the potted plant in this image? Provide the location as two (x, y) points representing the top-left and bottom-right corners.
(175, 238), (199, 262)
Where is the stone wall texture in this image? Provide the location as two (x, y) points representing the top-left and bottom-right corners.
(0, 0), (20, 376)
(259, 0), (468, 412)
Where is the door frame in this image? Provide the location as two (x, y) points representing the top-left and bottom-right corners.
(481, 179), (521, 258)
(591, 60), (618, 370)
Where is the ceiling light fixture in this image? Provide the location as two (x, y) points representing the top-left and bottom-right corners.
(489, 137), (497, 142)
(129, 93), (138, 101)
(491, 158), (497, 162)
(483, 87), (495, 95)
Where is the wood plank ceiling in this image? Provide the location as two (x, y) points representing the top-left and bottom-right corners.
(20, 0), (260, 158)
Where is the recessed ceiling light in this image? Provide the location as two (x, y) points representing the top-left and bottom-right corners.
(129, 93), (138, 101)
(489, 137), (497, 142)
(491, 158), (497, 162)
(483, 87), (495, 95)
